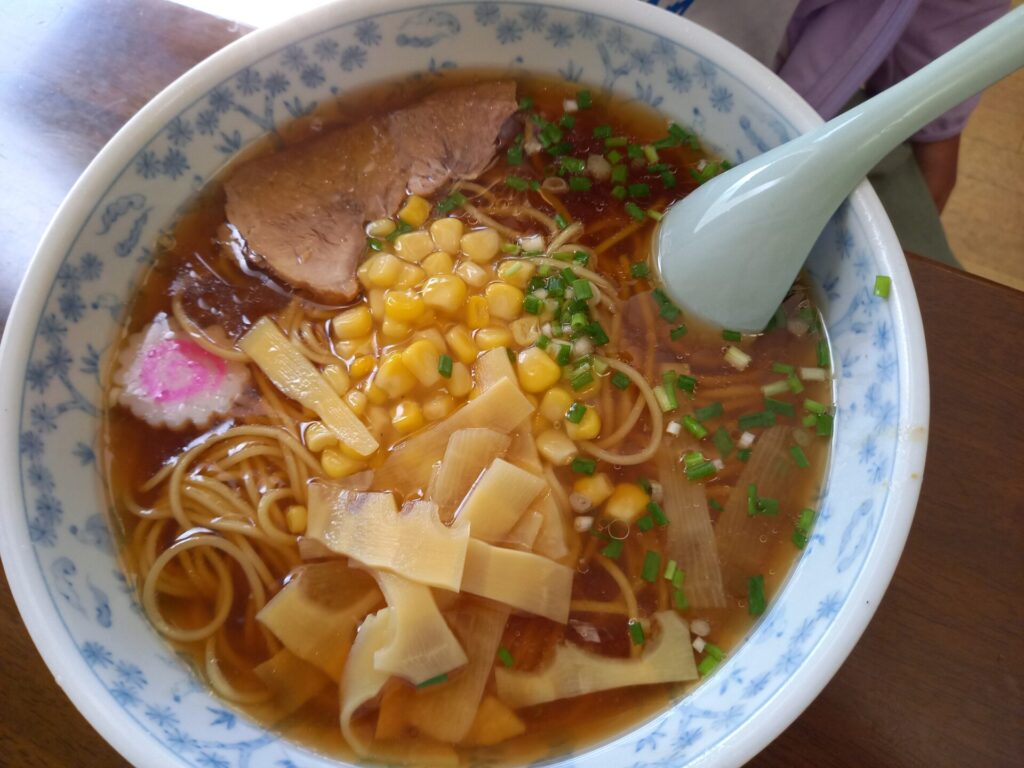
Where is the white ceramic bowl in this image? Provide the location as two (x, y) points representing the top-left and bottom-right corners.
(0, 1), (928, 766)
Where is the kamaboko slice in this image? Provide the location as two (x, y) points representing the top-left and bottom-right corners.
(113, 313), (249, 429)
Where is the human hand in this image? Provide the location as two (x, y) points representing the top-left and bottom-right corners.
(911, 134), (961, 213)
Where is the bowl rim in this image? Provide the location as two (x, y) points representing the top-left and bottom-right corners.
(0, 1), (929, 766)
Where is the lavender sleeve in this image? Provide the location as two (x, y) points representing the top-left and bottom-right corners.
(865, 0), (1010, 142)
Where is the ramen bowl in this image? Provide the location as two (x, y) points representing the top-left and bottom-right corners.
(0, 1), (927, 766)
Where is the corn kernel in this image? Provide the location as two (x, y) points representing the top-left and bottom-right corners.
(334, 337), (373, 359)
(540, 387), (573, 423)
(401, 339), (441, 387)
(446, 361), (472, 398)
(421, 251), (455, 275)
(367, 288), (386, 321)
(391, 400), (426, 435)
(393, 230), (435, 263)
(517, 347), (563, 393)
(565, 406), (602, 440)
(332, 305), (373, 340)
(422, 274), (468, 315)
(475, 326), (513, 350)
(321, 363), (350, 395)
(345, 388), (368, 416)
(375, 353), (417, 398)
(413, 328), (447, 354)
(510, 316), (541, 347)
(456, 260), (490, 288)
(285, 504), (308, 534)
(536, 428), (578, 466)
(349, 355), (375, 379)
(497, 260), (536, 289)
(395, 264), (427, 290)
(397, 195), (431, 228)
(304, 421), (337, 453)
(573, 473), (614, 508)
(364, 384), (389, 406)
(430, 217), (464, 254)
(423, 392), (455, 422)
(485, 282), (524, 321)
(361, 252), (404, 288)
(445, 324), (478, 364)
(466, 295), (490, 329)
(366, 218), (396, 238)
(461, 228), (501, 263)
(381, 316), (411, 341)
(605, 483), (650, 523)
(321, 448), (363, 479)
(384, 289), (425, 322)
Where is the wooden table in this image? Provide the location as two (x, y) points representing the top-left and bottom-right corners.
(1, 1), (1021, 765)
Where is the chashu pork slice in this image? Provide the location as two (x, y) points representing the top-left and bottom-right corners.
(224, 81), (518, 302)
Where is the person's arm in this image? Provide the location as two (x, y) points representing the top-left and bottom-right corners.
(911, 135), (960, 213)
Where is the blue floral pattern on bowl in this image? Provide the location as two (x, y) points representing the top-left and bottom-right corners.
(4, 3), (924, 766)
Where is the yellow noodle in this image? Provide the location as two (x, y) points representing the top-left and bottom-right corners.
(547, 222), (584, 254)
(204, 635), (271, 704)
(256, 488), (299, 546)
(579, 358), (662, 465)
(594, 221), (643, 255)
(461, 202), (522, 239)
(570, 600), (630, 615)
(171, 294), (249, 362)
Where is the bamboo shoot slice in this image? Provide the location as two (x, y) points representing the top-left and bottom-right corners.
(371, 571), (468, 684)
(658, 443), (727, 608)
(504, 509), (544, 550)
(495, 611), (697, 708)
(461, 695), (526, 746)
(239, 317), (378, 456)
(427, 428), (511, 523)
(456, 458), (546, 542)
(715, 425), (791, 594)
(460, 539), (572, 623)
(405, 600), (511, 743)
(253, 648), (331, 723)
(373, 377), (533, 495)
(256, 561), (381, 680)
(307, 484), (468, 591)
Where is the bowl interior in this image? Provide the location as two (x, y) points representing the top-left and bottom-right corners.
(0, 2), (924, 767)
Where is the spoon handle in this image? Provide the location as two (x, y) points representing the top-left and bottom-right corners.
(815, 4), (1024, 183)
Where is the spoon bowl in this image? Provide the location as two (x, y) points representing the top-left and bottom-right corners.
(655, 5), (1024, 332)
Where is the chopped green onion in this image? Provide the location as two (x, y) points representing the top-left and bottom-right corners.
(708, 497), (723, 511)
(367, 236), (384, 252)
(569, 176), (592, 192)
(605, 136), (628, 148)
(559, 113), (576, 130)
(803, 398), (827, 415)
(695, 402), (724, 422)
(571, 370), (594, 390)
(817, 338), (830, 367)
(587, 321), (610, 345)
(672, 569), (685, 590)
(792, 507), (816, 549)
(756, 497), (779, 516)
(747, 575), (767, 616)
(663, 559), (678, 581)
(648, 501), (668, 527)
(507, 143), (524, 166)
(518, 96), (534, 110)
(501, 243), (522, 256)
(497, 647), (515, 668)
(628, 619), (645, 645)
(787, 374), (805, 393)
(637, 515), (654, 532)
(670, 324), (688, 340)
(764, 397), (795, 417)
(771, 362), (795, 374)
(566, 402), (587, 424)
(643, 144), (659, 163)
(704, 642), (725, 661)
(523, 294), (543, 315)
(554, 212), (569, 230)
(576, 89), (592, 108)
(647, 209), (664, 222)
(673, 588), (689, 611)
(630, 262), (650, 279)
(611, 184), (627, 200)
(802, 413), (817, 427)
(628, 182), (651, 198)
(627, 143), (643, 159)
(722, 329), (742, 342)
(737, 448), (752, 461)
(606, 149), (623, 164)
(560, 156), (585, 174)
(386, 220), (413, 241)
(713, 426), (734, 458)
(676, 374), (696, 393)
(601, 539), (624, 559)
(436, 192), (466, 213)
(593, 124), (612, 139)
(545, 276), (565, 296)
(789, 444), (810, 468)
(570, 311), (589, 333)
(505, 175), (529, 191)
(661, 170), (677, 188)
(611, 164), (628, 184)
(761, 379), (790, 397)
(417, 673), (449, 689)
(653, 385), (675, 413)
(641, 550), (661, 583)
(624, 201), (645, 221)
(555, 343), (572, 366)
(682, 415), (708, 439)
(873, 274), (892, 299)
(738, 411), (776, 430)
(697, 656), (719, 676)
(685, 460), (717, 481)
(611, 371), (631, 390)
(437, 354), (453, 378)
(747, 483), (758, 516)
(816, 412), (834, 437)
(636, 477), (653, 495)
(571, 456), (597, 475)
(536, 334), (550, 350)
(573, 250), (590, 266)
(659, 302), (681, 322)
(724, 345), (751, 370)
(571, 279), (593, 300)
